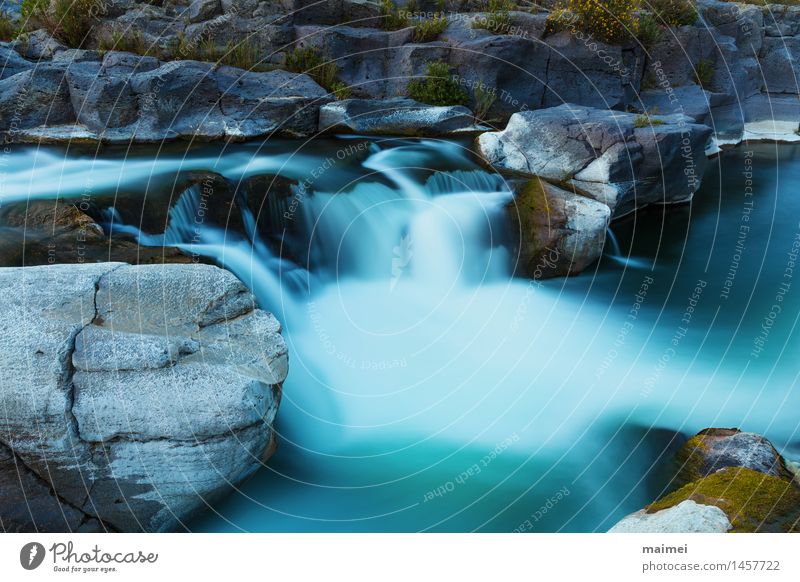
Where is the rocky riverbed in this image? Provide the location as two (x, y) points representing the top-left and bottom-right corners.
(1, 0), (800, 533)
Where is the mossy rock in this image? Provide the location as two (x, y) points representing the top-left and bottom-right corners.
(672, 428), (795, 488)
(647, 467), (800, 533)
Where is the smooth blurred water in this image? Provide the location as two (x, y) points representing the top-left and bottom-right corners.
(2, 139), (799, 532)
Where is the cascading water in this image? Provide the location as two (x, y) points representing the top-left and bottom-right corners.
(4, 140), (800, 532)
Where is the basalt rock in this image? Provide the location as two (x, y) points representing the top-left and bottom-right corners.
(477, 104), (713, 217)
(0, 262), (288, 532)
(0, 50), (332, 142)
(507, 177), (610, 278)
(319, 97), (483, 136)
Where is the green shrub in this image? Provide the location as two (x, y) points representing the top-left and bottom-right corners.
(217, 38), (266, 70)
(413, 13), (448, 42)
(473, 84), (497, 121)
(98, 29), (159, 58)
(472, 0), (516, 34)
(380, 0), (410, 30)
(0, 14), (18, 41)
(21, 0), (106, 47)
(694, 58), (715, 88)
(634, 12), (662, 46)
(285, 46), (349, 99)
(330, 80), (352, 100)
(407, 60), (468, 106)
(648, 0), (697, 26)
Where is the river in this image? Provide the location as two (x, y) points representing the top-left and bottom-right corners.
(2, 138), (798, 532)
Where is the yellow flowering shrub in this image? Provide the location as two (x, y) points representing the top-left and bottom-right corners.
(563, 0), (640, 44)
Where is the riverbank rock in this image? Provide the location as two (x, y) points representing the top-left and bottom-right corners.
(0, 262), (288, 532)
(609, 499), (732, 533)
(0, 198), (195, 266)
(477, 104), (713, 217)
(672, 428), (796, 487)
(507, 177), (610, 278)
(609, 429), (800, 533)
(319, 97), (483, 136)
(0, 49), (331, 142)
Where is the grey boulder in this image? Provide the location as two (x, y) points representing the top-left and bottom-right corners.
(319, 97), (483, 136)
(477, 104), (713, 217)
(609, 500), (732, 533)
(0, 262), (288, 532)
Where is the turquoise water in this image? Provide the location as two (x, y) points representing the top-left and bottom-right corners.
(2, 140), (799, 532)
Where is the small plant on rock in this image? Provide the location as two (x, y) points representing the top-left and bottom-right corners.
(21, 0), (107, 47)
(647, 0), (698, 26)
(379, 0), (410, 30)
(694, 58), (715, 88)
(413, 13), (448, 42)
(634, 112), (665, 128)
(285, 46), (350, 99)
(472, 0), (516, 34)
(634, 12), (662, 47)
(0, 14), (18, 41)
(473, 85), (497, 121)
(407, 60), (468, 106)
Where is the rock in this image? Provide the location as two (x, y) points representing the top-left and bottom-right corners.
(319, 97), (483, 136)
(709, 93), (800, 148)
(542, 31), (630, 110)
(183, 16), (293, 64)
(187, 0), (221, 23)
(638, 85), (715, 123)
(447, 31), (550, 120)
(0, 197), (195, 266)
(0, 262), (287, 532)
(759, 36), (800, 94)
(477, 104), (713, 216)
(15, 29), (67, 60)
(294, 25), (413, 98)
(609, 500), (733, 533)
(1, 51), (332, 142)
(507, 178), (610, 278)
(673, 428), (796, 487)
(646, 467), (800, 533)
(611, 429), (800, 533)
(0, 64), (75, 131)
(646, 25), (716, 89)
(0, 44), (34, 80)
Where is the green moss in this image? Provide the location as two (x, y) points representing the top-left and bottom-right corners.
(647, 467), (800, 533)
(407, 60), (468, 106)
(671, 433), (712, 486)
